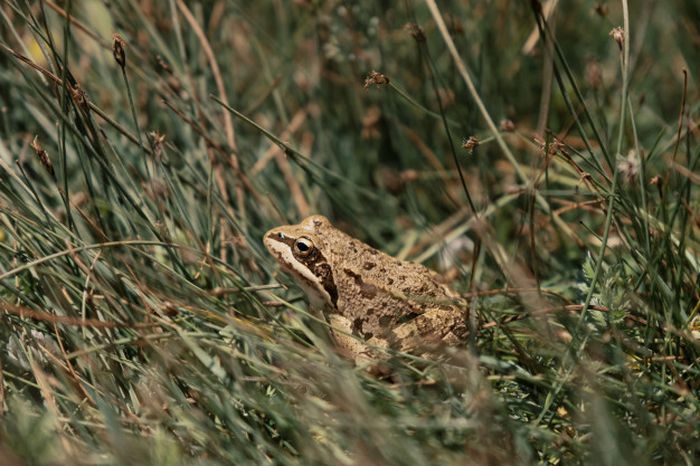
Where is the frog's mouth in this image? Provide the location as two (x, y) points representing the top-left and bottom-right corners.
(263, 229), (338, 309)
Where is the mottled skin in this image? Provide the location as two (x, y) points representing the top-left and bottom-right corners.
(264, 215), (467, 361)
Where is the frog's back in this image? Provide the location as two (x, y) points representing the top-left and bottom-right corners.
(326, 228), (464, 346)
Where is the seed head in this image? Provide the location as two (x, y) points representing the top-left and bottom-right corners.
(112, 33), (127, 69)
(30, 136), (54, 177)
(361, 106), (381, 140)
(609, 27), (624, 50)
(404, 22), (425, 42)
(533, 135), (564, 157)
(617, 150), (639, 184)
(363, 71), (389, 89)
(594, 3), (609, 17)
(148, 131), (166, 159)
(462, 136), (479, 153)
(69, 84), (89, 112)
(499, 119), (515, 132)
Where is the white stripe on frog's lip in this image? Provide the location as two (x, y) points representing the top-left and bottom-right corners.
(263, 233), (334, 310)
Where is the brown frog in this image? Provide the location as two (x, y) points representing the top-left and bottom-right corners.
(263, 215), (467, 362)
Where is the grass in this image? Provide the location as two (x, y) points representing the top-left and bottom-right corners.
(0, 1), (699, 464)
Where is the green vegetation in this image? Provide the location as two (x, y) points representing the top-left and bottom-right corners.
(1, 1), (698, 464)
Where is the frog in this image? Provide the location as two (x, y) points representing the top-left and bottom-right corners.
(263, 215), (468, 363)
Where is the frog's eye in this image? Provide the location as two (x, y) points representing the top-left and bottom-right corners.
(293, 237), (314, 257)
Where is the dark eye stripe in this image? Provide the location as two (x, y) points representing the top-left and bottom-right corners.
(267, 231), (338, 308)
(268, 231), (295, 247)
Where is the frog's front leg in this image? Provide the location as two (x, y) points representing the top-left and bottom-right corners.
(390, 307), (467, 354)
(327, 314), (389, 366)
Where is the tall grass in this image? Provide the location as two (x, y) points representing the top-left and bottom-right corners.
(0, 1), (698, 464)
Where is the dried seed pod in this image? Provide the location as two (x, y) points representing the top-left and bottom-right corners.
(609, 27), (624, 50)
(462, 136), (479, 153)
(363, 71), (389, 89)
(30, 136), (54, 177)
(405, 22), (425, 42)
(112, 33), (127, 69)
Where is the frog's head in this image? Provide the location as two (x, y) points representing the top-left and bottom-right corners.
(263, 215), (338, 309)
